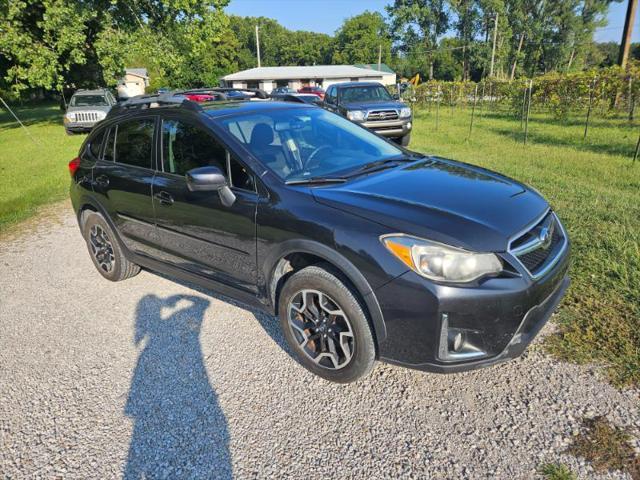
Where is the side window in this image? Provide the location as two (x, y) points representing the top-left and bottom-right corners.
(162, 119), (226, 176)
(228, 154), (256, 192)
(326, 87), (336, 104)
(102, 126), (116, 162)
(84, 129), (105, 161)
(114, 118), (154, 169)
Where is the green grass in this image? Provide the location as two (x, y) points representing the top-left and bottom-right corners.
(410, 106), (640, 387)
(1, 102), (638, 386)
(0, 103), (84, 230)
(539, 463), (577, 480)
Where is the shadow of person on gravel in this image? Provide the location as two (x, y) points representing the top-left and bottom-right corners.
(123, 294), (232, 479)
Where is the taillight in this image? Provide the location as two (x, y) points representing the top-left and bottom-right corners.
(68, 157), (81, 178)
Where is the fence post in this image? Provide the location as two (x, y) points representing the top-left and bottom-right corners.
(520, 83), (527, 129)
(629, 76), (635, 121)
(436, 86), (441, 131)
(524, 80), (533, 145)
(479, 81), (486, 116)
(468, 83), (478, 141)
(634, 130), (640, 163)
(584, 77), (595, 141)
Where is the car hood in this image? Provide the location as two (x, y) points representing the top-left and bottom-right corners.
(342, 100), (407, 111)
(312, 157), (549, 252)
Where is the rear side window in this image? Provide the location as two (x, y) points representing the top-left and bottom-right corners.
(102, 126), (116, 162)
(114, 118), (155, 169)
(84, 129), (105, 161)
(161, 119), (226, 175)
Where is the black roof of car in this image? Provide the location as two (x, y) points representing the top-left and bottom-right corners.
(203, 100), (313, 118)
(330, 81), (386, 89)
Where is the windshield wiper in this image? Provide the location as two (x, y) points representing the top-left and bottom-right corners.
(345, 156), (416, 179)
(285, 177), (347, 186)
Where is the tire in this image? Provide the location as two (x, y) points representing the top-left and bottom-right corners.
(278, 264), (376, 383)
(396, 133), (411, 147)
(65, 129), (73, 136)
(81, 211), (140, 282)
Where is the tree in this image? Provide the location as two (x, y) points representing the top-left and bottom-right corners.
(332, 11), (392, 65)
(387, 0), (450, 79)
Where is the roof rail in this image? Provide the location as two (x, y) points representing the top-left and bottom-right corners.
(108, 93), (201, 117)
(179, 87), (270, 100)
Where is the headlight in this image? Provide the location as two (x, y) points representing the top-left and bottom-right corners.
(381, 235), (502, 283)
(399, 107), (411, 118)
(96, 111), (106, 119)
(65, 112), (75, 121)
(346, 110), (365, 122)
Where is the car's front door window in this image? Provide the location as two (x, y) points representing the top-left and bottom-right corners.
(161, 120), (227, 175)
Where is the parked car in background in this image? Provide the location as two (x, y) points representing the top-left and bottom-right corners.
(69, 95), (570, 383)
(270, 86), (296, 98)
(63, 89), (117, 134)
(156, 87), (172, 94)
(278, 93), (323, 105)
(323, 82), (412, 146)
(298, 85), (325, 100)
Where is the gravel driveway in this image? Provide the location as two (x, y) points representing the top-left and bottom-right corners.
(1, 205), (638, 479)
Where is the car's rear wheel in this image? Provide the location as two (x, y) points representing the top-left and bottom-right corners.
(82, 211), (140, 282)
(278, 264), (376, 383)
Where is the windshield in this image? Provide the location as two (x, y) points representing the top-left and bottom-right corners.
(340, 85), (392, 103)
(70, 95), (108, 107)
(221, 107), (403, 182)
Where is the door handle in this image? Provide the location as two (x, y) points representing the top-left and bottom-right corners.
(154, 191), (174, 206)
(95, 175), (109, 187)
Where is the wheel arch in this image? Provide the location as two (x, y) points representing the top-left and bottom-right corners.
(265, 239), (387, 345)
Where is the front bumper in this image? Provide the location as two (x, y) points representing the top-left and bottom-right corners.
(374, 241), (570, 373)
(63, 120), (97, 132)
(360, 118), (412, 138)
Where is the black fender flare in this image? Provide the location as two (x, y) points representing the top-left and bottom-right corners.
(263, 239), (387, 343)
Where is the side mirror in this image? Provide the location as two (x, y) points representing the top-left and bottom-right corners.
(393, 93), (400, 100)
(186, 166), (236, 207)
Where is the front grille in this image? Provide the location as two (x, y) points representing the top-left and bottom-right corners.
(76, 111), (99, 123)
(510, 212), (566, 278)
(367, 109), (399, 121)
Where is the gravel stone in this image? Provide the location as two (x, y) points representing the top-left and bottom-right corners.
(0, 206), (638, 479)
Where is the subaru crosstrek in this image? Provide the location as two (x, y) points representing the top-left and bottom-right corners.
(69, 94), (570, 383)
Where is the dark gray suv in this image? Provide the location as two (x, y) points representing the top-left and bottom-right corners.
(323, 82), (412, 146)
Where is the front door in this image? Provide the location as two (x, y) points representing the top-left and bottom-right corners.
(152, 116), (258, 293)
(91, 117), (160, 257)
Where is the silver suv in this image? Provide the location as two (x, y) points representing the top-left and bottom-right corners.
(64, 89), (117, 134)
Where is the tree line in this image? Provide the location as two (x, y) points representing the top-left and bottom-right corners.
(0, 0), (636, 99)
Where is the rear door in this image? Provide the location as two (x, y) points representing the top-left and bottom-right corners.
(91, 116), (160, 256)
(151, 114), (259, 292)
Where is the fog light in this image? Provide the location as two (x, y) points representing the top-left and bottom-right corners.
(407, 122), (412, 129)
(439, 313), (487, 362)
(452, 332), (464, 352)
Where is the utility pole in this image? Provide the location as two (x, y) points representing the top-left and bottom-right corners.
(619, 0), (638, 68)
(377, 44), (382, 71)
(255, 25), (261, 68)
(489, 13), (499, 78)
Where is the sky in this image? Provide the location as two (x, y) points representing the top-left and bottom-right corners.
(226, 0), (640, 43)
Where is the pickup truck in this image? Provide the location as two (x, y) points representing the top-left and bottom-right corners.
(323, 82), (412, 146)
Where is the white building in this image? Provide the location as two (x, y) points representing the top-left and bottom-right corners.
(221, 64), (396, 93)
(116, 68), (150, 99)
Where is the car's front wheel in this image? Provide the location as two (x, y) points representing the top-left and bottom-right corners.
(396, 133), (411, 147)
(82, 211), (140, 282)
(278, 264), (376, 383)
